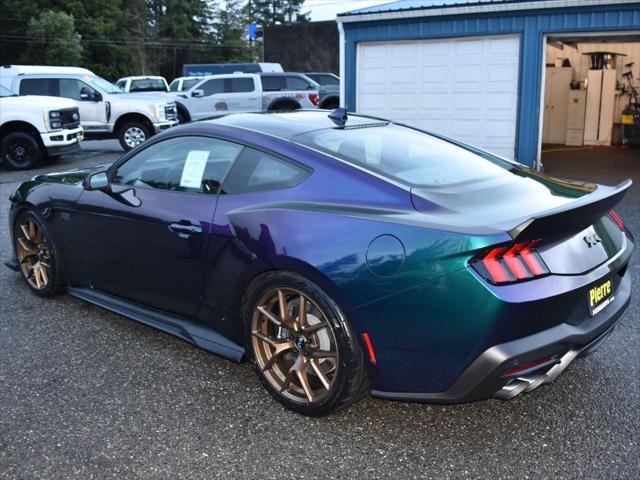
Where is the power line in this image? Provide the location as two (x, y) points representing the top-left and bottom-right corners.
(0, 34), (249, 49)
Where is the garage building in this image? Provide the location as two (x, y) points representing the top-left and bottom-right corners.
(337, 0), (640, 168)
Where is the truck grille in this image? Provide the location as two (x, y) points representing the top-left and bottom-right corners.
(165, 104), (177, 121)
(61, 107), (80, 129)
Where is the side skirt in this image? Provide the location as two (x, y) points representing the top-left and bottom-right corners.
(68, 287), (245, 363)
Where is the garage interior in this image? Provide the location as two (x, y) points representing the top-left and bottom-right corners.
(541, 33), (640, 175)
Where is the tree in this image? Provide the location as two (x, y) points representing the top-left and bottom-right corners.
(215, 0), (252, 62)
(248, 0), (308, 26)
(21, 11), (82, 66)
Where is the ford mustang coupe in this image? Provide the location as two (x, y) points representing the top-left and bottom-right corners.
(5, 110), (633, 415)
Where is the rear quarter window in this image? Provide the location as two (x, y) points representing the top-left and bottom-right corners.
(222, 148), (310, 194)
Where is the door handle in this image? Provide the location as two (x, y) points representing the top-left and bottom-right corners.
(168, 221), (203, 237)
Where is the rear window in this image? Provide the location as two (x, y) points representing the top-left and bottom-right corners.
(130, 79), (167, 92)
(308, 74), (339, 86)
(295, 124), (513, 187)
(19, 78), (57, 96)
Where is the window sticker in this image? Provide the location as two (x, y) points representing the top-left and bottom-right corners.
(180, 150), (210, 189)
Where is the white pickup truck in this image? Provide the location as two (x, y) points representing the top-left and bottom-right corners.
(0, 85), (83, 170)
(172, 73), (319, 123)
(2, 65), (178, 151)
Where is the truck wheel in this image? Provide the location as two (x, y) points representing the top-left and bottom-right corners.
(177, 107), (190, 124)
(1, 131), (44, 170)
(321, 98), (340, 110)
(118, 121), (151, 151)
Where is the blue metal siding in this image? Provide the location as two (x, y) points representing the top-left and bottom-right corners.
(344, 4), (640, 166)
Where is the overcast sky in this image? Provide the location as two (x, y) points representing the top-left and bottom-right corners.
(303, 0), (390, 21)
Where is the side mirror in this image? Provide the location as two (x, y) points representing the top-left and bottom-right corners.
(80, 88), (101, 102)
(191, 89), (204, 98)
(85, 171), (109, 190)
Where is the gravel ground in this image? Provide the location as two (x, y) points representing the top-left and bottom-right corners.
(0, 143), (638, 479)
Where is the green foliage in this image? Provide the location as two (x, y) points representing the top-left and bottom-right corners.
(0, 0), (308, 81)
(246, 0), (308, 25)
(22, 11), (83, 66)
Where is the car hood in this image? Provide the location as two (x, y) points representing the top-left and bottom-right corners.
(319, 85), (339, 95)
(116, 92), (175, 104)
(1, 95), (78, 109)
(33, 163), (111, 185)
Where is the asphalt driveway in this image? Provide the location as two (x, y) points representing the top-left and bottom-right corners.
(0, 143), (638, 479)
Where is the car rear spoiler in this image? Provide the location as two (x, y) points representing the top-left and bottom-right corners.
(505, 179), (632, 241)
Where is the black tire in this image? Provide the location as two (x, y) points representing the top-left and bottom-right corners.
(267, 99), (301, 111)
(117, 121), (151, 151)
(177, 108), (190, 124)
(1, 131), (44, 170)
(13, 210), (66, 297)
(321, 98), (340, 110)
(243, 271), (369, 416)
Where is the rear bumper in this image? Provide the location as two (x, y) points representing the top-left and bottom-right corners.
(371, 267), (631, 403)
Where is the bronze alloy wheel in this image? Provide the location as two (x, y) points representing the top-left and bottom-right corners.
(16, 217), (51, 290)
(251, 287), (339, 404)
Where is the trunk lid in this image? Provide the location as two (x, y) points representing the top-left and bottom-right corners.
(411, 170), (631, 275)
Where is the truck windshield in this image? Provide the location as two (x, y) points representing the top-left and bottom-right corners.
(182, 78), (201, 90)
(0, 85), (16, 97)
(84, 76), (123, 94)
(295, 123), (515, 187)
(130, 79), (167, 92)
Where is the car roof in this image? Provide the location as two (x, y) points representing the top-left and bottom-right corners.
(123, 76), (165, 80)
(207, 110), (389, 140)
(259, 72), (308, 77)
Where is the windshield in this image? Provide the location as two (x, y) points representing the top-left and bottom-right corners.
(182, 78), (201, 91)
(130, 79), (167, 92)
(84, 76), (122, 93)
(295, 124), (514, 187)
(0, 85), (15, 97)
(308, 74), (339, 86)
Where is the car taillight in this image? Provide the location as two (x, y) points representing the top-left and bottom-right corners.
(309, 93), (319, 106)
(470, 240), (549, 285)
(608, 210), (624, 230)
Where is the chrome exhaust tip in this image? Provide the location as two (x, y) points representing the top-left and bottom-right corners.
(495, 349), (581, 400)
(517, 374), (546, 392)
(494, 379), (529, 399)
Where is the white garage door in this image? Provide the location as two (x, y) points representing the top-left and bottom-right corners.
(357, 35), (520, 160)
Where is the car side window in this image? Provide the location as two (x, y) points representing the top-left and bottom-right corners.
(169, 80), (179, 92)
(59, 79), (95, 100)
(286, 76), (313, 91)
(201, 79), (224, 96)
(260, 76), (286, 92)
(221, 148), (311, 194)
(227, 77), (254, 93)
(111, 136), (243, 195)
(19, 78), (57, 96)
(182, 79), (200, 90)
